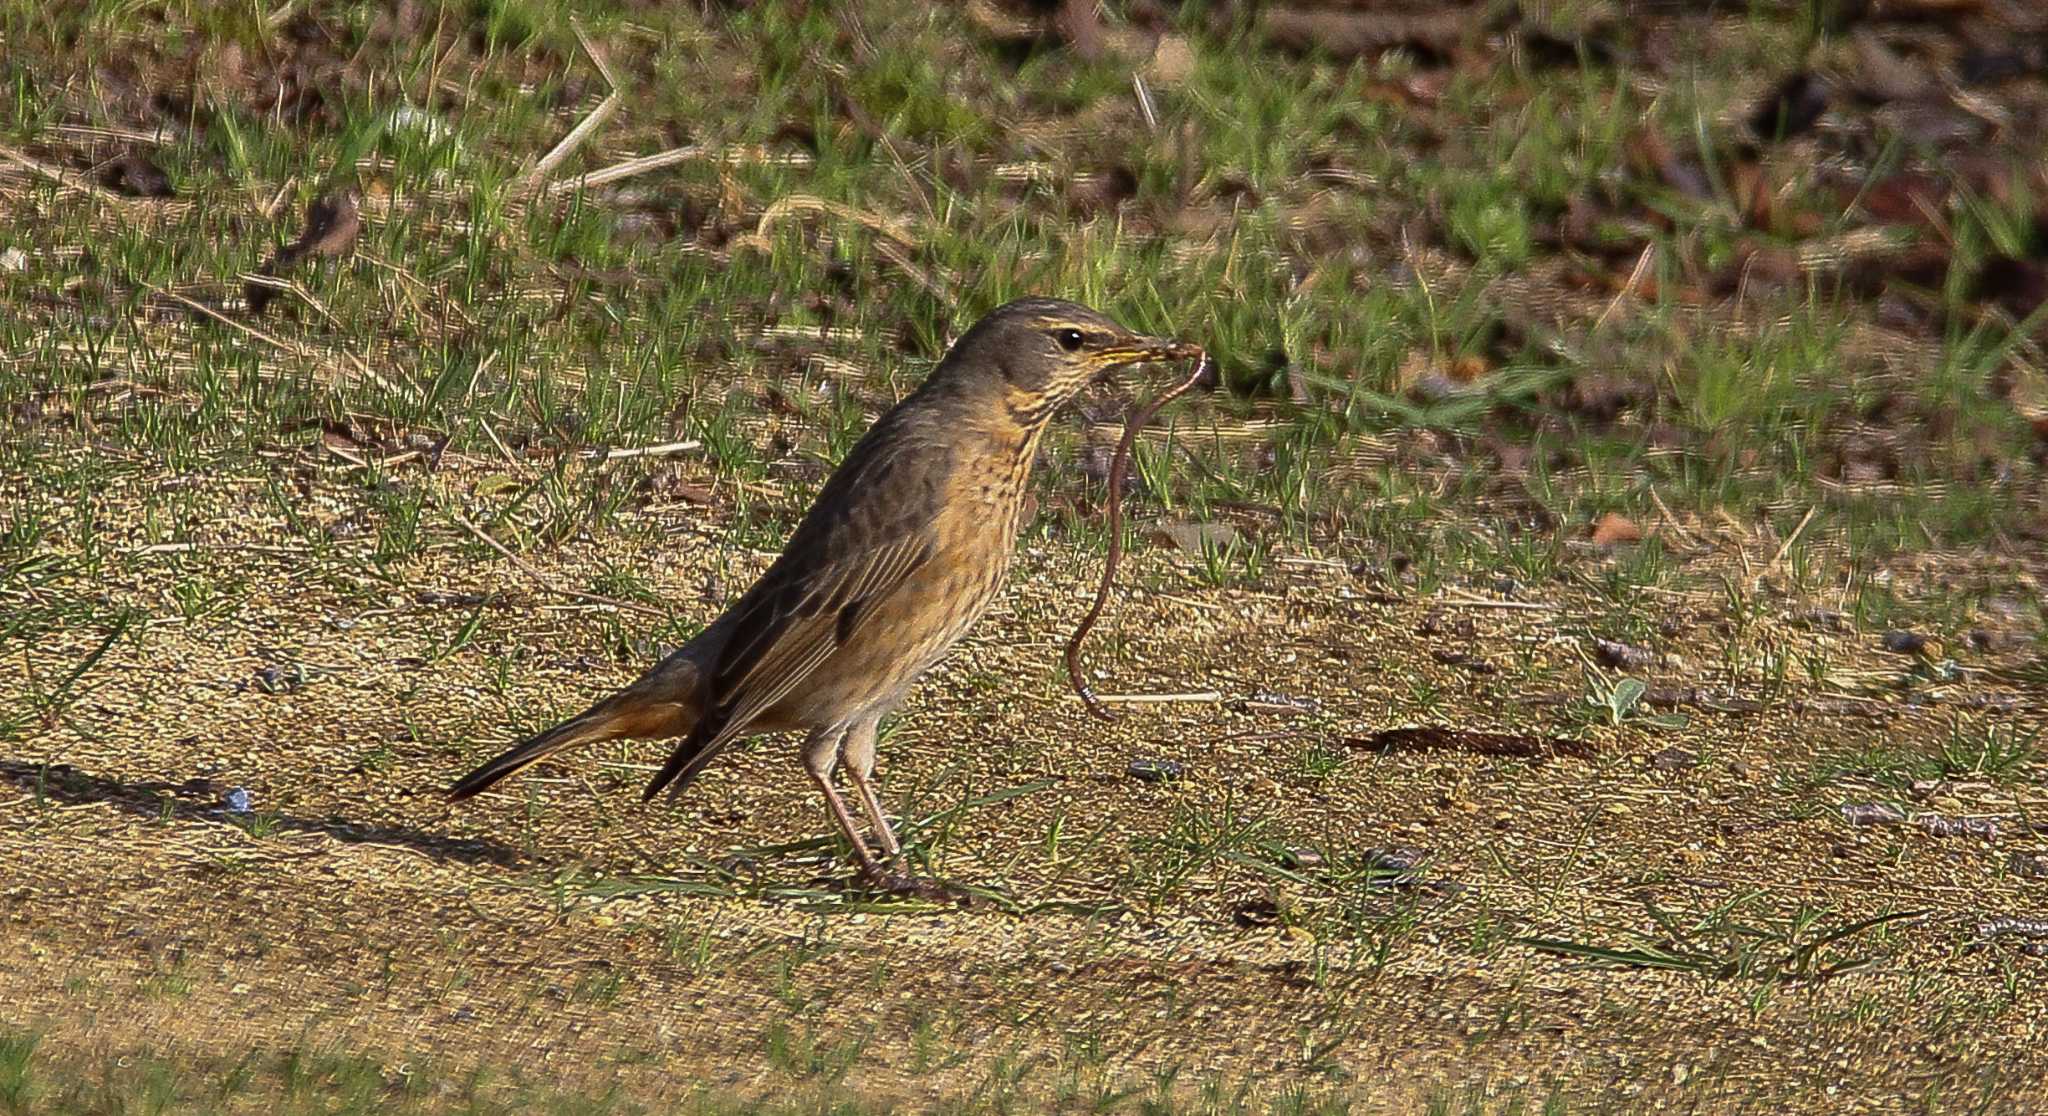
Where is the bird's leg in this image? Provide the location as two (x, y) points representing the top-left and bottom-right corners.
(818, 720), (973, 907)
(847, 774), (909, 877)
(802, 727), (883, 881)
(839, 716), (910, 877)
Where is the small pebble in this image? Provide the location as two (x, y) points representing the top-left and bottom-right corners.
(1918, 815), (2002, 839)
(1362, 846), (1425, 873)
(251, 664), (302, 694)
(1881, 630), (1927, 655)
(1244, 690), (1320, 713)
(1839, 802), (1905, 827)
(1232, 899), (1282, 927)
(1651, 747), (1698, 771)
(1593, 637), (1655, 670)
(1126, 758), (1184, 784)
(1278, 847), (1325, 870)
(1977, 917), (2048, 940)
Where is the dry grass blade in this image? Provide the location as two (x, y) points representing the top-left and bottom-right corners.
(0, 142), (141, 208)
(516, 18), (624, 199)
(577, 440), (704, 462)
(733, 194), (955, 305)
(518, 96), (621, 198)
(545, 145), (812, 197)
(141, 282), (419, 403)
(735, 195), (922, 251)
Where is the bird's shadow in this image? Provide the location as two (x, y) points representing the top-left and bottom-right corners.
(0, 758), (521, 868)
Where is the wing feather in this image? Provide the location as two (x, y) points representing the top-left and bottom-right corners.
(639, 396), (955, 802)
(642, 533), (937, 799)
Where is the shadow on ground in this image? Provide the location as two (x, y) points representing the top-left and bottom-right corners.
(0, 758), (521, 867)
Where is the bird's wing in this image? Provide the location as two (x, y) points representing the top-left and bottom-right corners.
(642, 530), (937, 798)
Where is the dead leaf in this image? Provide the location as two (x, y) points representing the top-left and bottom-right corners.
(1592, 637), (1655, 668)
(1285, 362), (1313, 405)
(1729, 162), (1773, 228)
(1549, 374), (1645, 424)
(1512, 22), (1615, 70)
(1146, 34), (1197, 83)
(1712, 241), (1803, 296)
(1848, 28), (1931, 102)
(1259, 7), (1469, 63)
(1069, 164), (1139, 216)
(1877, 98), (1990, 148)
(1957, 45), (2042, 86)
(1868, 0), (1986, 17)
(662, 477), (717, 506)
(1347, 728), (1595, 761)
(473, 474), (522, 499)
(1855, 171), (1948, 225)
(1054, 0), (1105, 61)
(1590, 513), (1645, 546)
(279, 188), (362, 265)
(1628, 130), (1714, 201)
(321, 427), (365, 454)
(1395, 349), (1484, 402)
(1448, 353), (1490, 383)
(1548, 193), (1641, 256)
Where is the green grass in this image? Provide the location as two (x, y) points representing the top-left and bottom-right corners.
(3, 0), (2043, 586)
(1518, 895), (1925, 1000)
(0, 1030), (634, 1115)
(0, 1026), (1626, 1115)
(3, 2), (2047, 1111)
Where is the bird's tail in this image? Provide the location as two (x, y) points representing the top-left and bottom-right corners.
(447, 670), (698, 802)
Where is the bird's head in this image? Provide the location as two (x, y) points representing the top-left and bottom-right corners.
(934, 297), (1199, 426)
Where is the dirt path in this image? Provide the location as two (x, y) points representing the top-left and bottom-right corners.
(5, 495), (2048, 1109)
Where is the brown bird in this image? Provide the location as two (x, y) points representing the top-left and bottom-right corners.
(448, 298), (1197, 895)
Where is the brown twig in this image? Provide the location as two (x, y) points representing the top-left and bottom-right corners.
(1065, 350), (1211, 722)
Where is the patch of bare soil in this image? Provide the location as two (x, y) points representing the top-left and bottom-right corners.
(3, 465), (2046, 1108)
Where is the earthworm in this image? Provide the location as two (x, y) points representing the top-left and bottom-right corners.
(1065, 348), (1212, 722)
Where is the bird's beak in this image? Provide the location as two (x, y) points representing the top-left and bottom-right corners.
(1101, 336), (1204, 367)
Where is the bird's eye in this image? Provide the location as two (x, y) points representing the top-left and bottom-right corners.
(1054, 328), (1085, 352)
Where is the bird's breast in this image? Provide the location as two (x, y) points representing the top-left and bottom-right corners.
(921, 433), (1038, 626)
(771, 419), (1042, 726)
